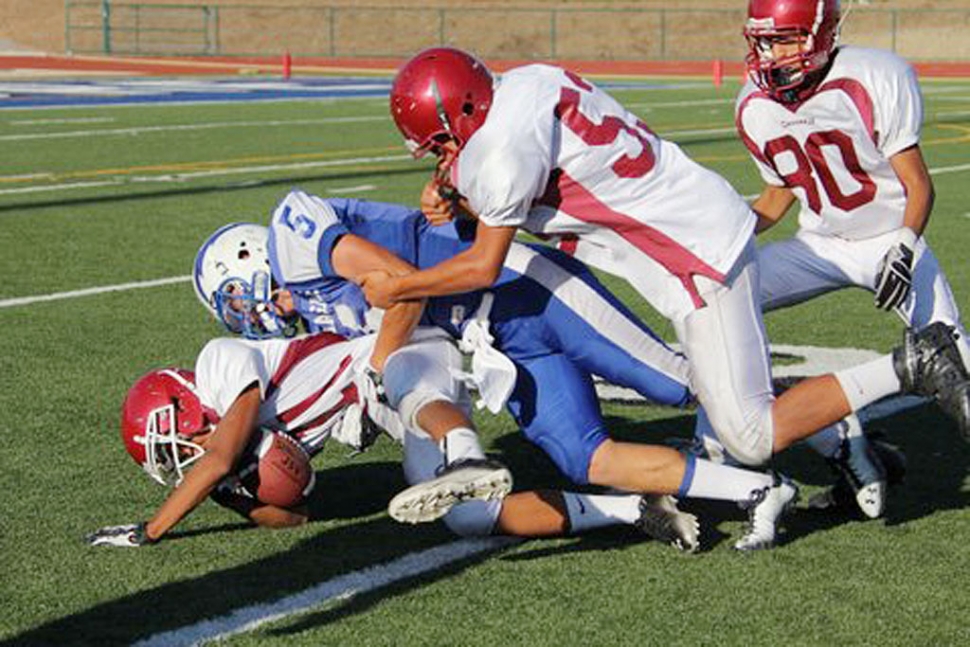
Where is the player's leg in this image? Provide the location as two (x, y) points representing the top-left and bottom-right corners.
(496, 244), (692, 406)
(382, 335), (512, 524)
(902, 242), (970, 369)
(398, 423), (693, 548)
(676, 241), (894, 462)
(758, 234), (853, 312)
(512, 352), (795, 550)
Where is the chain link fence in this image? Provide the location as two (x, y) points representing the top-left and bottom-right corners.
(65, 1), (970, 61)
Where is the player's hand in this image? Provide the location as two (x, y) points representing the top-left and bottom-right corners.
(86, 522), (155, 547)
(874, 228), (917, 311)
(420, 178), (456, 226)
(359, 270), (396, 309)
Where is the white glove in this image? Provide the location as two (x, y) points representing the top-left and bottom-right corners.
(874, 228), (917, 311)
(333, 401), (385, 453)
(86, 522), (154, 547)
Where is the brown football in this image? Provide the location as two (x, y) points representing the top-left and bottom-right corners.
(239, 429), (314, 508)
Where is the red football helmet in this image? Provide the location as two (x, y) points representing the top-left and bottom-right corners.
(744, 0), (841, 101)
(389, 47), (494, 158)
(120, 368), (217, 486)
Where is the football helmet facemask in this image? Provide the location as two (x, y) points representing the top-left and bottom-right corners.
(193, 222), (298, 339)
(121, 368), (217, 486)
(390, 46), (494, 158)
(744, 0), (841, 102)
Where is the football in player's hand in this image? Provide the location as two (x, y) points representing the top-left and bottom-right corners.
(239, 429), (315, 508)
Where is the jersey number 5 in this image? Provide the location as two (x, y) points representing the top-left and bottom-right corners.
(556, 71), (656, 179)
(765, 130), (876, 213)
(280, 205), (317, 239)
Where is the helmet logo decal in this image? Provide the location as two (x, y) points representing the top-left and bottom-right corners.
(430, 79), (453, 135)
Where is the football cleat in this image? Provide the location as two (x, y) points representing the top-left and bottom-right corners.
(734, 473), (799, 552)
(635, 494), (700, 553)
(387, 458), (512, 524)
(893, 322), (970, 439)
(829, 434), (887, 519)
(809, 438), (907, 512)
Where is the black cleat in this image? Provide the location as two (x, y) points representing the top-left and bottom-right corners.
(893, 322), (970, 439)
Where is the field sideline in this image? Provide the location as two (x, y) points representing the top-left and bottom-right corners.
(0, 73), (968, 645)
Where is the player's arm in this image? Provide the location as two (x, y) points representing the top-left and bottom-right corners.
(143, 383), (262, 542)
(360, 222), (517, 308)
(209, 487), (308, 528)
(873, 144), (934, 311)
(330, 234), (425, 371)
(751, 184), (797, 234)
(890, 144), (934, 237)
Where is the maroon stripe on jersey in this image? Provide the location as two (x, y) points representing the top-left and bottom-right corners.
(264, 332), (346, 400)
(276, 354), (353, 424)
(290, 384), (359, 440)
(539, 169), (724, 308)
(815, 78), (876, 144)
(735, 91), (773, 167)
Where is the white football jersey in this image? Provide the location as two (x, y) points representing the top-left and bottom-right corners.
(452, 64), (756, 321)
(194, 333), (375, 454)
(736, 46), (922, 240)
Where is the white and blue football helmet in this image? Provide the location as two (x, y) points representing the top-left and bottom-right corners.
(193, 222), (297, 339)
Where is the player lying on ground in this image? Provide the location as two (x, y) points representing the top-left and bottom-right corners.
(192, 195), (811, 551)
(362, 46), (970, 522)
(728, 0), (970, 486)
(87, 330), (703, 549)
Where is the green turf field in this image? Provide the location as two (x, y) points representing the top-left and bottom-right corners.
(1, 77), (968, 645)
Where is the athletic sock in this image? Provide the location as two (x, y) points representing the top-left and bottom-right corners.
(678, 455), (774, 502)
(562, 491), (641, 533)
(835, 354), (900, 411)
(439, 427), (486, 465)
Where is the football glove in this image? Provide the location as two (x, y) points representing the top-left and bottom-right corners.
(874, 228), (917, 311)
(86, 522), (155, 547)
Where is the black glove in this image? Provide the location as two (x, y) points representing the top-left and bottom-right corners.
(874, 228), (917, 311)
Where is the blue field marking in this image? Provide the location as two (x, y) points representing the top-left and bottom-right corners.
(0, 77), (393, 108)
(0, 76), (700, 109)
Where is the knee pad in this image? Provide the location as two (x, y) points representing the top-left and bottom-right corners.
(443, 499), (501, 537)
(383, 340), (468, 430)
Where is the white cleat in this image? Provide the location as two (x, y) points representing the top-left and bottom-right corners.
(635, 494), (700, 553)
(388, 459), (513, 524)
(734, 473), (799, 552)
(830, 434), (887, 519)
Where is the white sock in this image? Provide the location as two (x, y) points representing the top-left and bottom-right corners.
(835, 355), (900, 411)
(439, 427), (486, 465)
(562, 491), (641, 533)
(679, 456), (774, 502)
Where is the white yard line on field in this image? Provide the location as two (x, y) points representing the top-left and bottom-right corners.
(0, 115), (385, 142)
(0, 276), (191, 309)
(624, 98), (735, 109)
(9, 116), (116, 126)
(134, 537), (520, 647)
(0, 153), (410, 196)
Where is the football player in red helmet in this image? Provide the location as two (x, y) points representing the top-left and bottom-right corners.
(88, 363), (316, 547)
(736, 0), (970, 495)
(389, 46), (493, 161)
(119, 368), (216, 487)
(744, 0), (841, 103)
